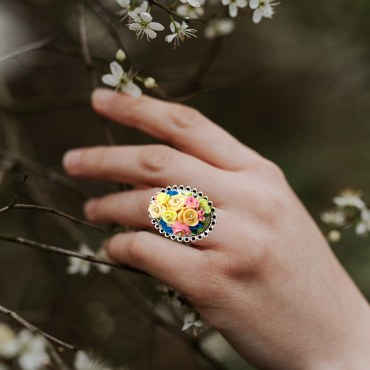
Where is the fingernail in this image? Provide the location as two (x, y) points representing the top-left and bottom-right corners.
(63, 150), (82, 170)
(92, 89), (116, 108)
(84, 199), (97, 217)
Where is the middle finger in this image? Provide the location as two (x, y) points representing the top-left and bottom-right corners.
(63, 144), (227, 203)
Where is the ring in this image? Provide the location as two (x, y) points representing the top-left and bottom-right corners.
(148, 185), (217, 243)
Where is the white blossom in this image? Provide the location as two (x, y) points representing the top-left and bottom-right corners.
(96, 249), (112, 274)
(116, 0), (131, 21)
(67, 243), (94, 276)
(165, 21), (197, 48)
(182, 312), (205, 335)
(102, 62), (142, 97)
(179, 0), (201, 9)
(333, 189), (366, 210)
(74, 351), (111, 370)
(144, 77), (157, 88)
(204, 18), (235, 39)
(327, 230), (341, 243)
(115, 49), (126, 62)
(127, 12), (164, 41)
(356, 209), (370, 236)
(16, 330), (50, 370)
(0, 323), (18, 359)
(250, 0), (279, 24)
(222, 0), (247, 18)
(320, 210), (346, 227)
(177, 0), (205, 18)
(157, 284), (182, 307)
(132, 1), (149, 14)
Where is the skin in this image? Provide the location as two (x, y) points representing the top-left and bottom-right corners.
(63, 88), (370, 369)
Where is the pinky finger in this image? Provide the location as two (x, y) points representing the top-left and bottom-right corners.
(105, 231), (205, 296)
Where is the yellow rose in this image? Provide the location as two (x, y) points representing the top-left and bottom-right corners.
(178, 207), (198, 226)
(149, 201), (165, 218)
(161, 209), (178, 225)
(198, 199), (211, 213)
(167, 194), (187, 211)
(156, 193), (171, 206)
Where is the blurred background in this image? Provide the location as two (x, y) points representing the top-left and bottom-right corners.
(0, 0), (370, 368)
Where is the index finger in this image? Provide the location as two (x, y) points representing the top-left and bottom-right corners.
(92, 89), (263, 171)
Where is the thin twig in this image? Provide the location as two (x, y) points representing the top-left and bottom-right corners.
(0, 149), (86, 200)
(151, 0), (216, 23)
(8, 174), (29, 207)
(0, 34), (57, 63)
(0, 203), (111, 233)
(109, 275), (227, 370)
(0, 233), (146, 275)
(82, 0), (134, 63)
(77, 0), (115, 146)
(77, 1), (95, 84)
(0, 304), (77, 352)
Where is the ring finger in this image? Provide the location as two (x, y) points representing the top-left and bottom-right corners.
(84, 188), (225, 248)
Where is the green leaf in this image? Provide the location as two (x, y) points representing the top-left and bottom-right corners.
(186, 193), (192, 196)
(200, 221), (206, 224)
(191, 230), (198, 235)
(204, 213), (210, 217)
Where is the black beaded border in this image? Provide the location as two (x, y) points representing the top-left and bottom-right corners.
(149, 185), (217, 243)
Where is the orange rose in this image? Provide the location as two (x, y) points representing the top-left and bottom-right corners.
(178, 207), (199, 226)
(167, 194), (187, 211)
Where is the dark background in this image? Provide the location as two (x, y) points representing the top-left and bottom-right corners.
(0, 0), (370, 368)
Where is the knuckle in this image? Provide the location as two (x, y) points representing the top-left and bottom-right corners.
(140, 145), (175, 173)
(171, 105), (202, 129)
(262, 159), (286, 181)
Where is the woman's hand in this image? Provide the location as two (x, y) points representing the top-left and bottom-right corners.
(63, 89), (370, 370)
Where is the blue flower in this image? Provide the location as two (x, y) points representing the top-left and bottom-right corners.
(166, 190), (178, 196)
(190, 223), (203, 230)
(160, 219), (173, 233)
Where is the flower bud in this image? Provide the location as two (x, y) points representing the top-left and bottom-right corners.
(144, 77), (157, 88)
(327, 230), (341, 243)
(115, 49), (126, 62)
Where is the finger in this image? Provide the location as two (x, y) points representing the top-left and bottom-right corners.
(105, 231), (205, 295)
(63, 144), (226, 203)
(92, 89), (263, 171)
(84, 188), (225, 249)
(84, 188), (160, 229)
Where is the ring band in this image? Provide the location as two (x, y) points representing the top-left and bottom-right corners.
(148, 185), (217, 243)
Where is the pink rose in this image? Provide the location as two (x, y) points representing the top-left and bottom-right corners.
(185, 196), (199, 209)
(197, 210), (205, 221)
(172, 221), (191, 236)
(154, 195), (157, 200)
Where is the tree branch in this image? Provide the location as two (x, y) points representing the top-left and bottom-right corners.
(8, 174), (28, 207)
(77, 0), (116, 146)
(0, 233), (147, 275)
(151, 0), (216, 23)
(0, 203), (111, 233)
(0, 34), (57, 63)
(0, 304), (77, 352)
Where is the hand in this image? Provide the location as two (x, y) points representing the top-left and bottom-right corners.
(63, 89), (370, 369)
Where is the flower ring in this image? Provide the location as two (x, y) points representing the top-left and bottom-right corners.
(148, 185), (217, 243)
